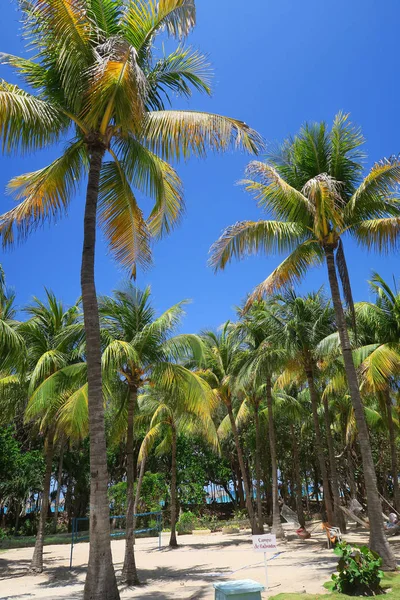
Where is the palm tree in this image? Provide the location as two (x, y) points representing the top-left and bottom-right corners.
(20, 291), (86, 572)
(0, 3), (261, 594)
(355, 273), (400, 510)
(0, 266), (24, 370)
(234, 308), (286, 537)
(100, 283), (206, 582)
(139, 381), (217, 547)
(273, 387), (309, 528)
(270, 289), (345, 530)
(227, 381), (266, 533)
(198, 324), (260, 533)
(210, 114), (400, 567)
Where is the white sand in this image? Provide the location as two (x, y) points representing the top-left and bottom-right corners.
(1, 526), (399, 599)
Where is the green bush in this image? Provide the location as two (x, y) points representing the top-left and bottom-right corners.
(176, 511), (198, 534)
(331, 542), (384, 596)
(0, 528), (9, 540)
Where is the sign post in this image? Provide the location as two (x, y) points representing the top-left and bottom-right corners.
(252, 534), (277, 590)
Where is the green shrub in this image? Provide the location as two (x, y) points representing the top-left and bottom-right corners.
(331, 542), (384, 596)
(199, 514), (219, 532)
(176, 511), (198, 534)
(0, 528), (9, 540)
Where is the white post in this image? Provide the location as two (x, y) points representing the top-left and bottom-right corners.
(264, 552), (268, 590)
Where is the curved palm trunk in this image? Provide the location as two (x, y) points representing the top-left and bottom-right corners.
(134, 458), (146, 517)
(82, 146), (120, 599)
(290, 424), (306, 528)
(122, 388), (140, 585)
(347, 446), (357, 500)
(266, 379), (284, 538)
(53, 440), (65, 534)
(384, 389), (400, 511)
(227, 404), (259, 533)
(305, 367), (334, 524)
(169, 426), (178, 547)
(325, 247), (396, 569)
(30, 427), (55, 573)
(254, 403), (264, 532)
(322, 395), (346, 532)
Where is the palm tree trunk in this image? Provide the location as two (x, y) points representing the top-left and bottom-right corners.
(304, 366), (334, 524)
(254, 403), (264, 532)
(266, 378), (284, 538)
(322, 395), (346, 532)
(290, 425), (306, 528)
(384, 389), (400, 511)
(53, 440), (65, 534)
(227, 404), (259, 533)
(122, 387), (139, 585)
(30, 427), (55, 573)
(347, 446), (357, 499)
(81, 145), (120, 599)
(325, 247), (396, 569)
(134, 458), (146, 517)
(169, 425), (178, 547)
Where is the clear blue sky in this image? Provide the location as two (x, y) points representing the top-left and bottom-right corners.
(1, 0), (399, 331)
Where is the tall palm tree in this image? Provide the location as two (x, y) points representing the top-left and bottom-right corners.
(269, 290), (345, 530)
(234, 307), (286, 537)
(0, 2), (261, 594)
(210, 114), (400, 567)
(20, 291), (86, 572)
(198, 324), (260, 533)
(273, 387), (309, 528)
(100, 283), (206, 582)
(226, 381), (266, 533)
(139, 381), (217, 547)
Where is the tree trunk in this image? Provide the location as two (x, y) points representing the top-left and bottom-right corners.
(305, 366), (334, 524)
(235, 466), (246, 509)
(290, 425), (305, 528)
(322, 395), (346, 532)
(122, 387), (139, 585)
(266, 378), (284, 538)
(134, 458), (146, 517)
(169, 426), (178, 547)
(347, 446), (357, 500)
(325, 247), (396, 569)
(227, 404), (259, 533)
(254, 403), (264, 532)
(384, 389), (400, 511)
(30, 427), (55, 573)
(53, 440), (65, 534)
(82, 146), (120, 599)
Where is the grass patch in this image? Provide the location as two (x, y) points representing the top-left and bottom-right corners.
(270, 571), (400, 600)
(0, 532), (72, 550)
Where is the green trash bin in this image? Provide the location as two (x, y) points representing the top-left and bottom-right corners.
(214, 579), (265, 600)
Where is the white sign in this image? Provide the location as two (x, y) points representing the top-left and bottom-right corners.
(252, 534), (277, 553)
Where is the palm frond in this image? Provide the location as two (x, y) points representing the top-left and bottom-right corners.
(241, 161), (315, 224)
(141, 110), (263, 160)
(209, 220), (310, 271)
(113, 135), (184, 237)
(98, 160), (152, 278)
(57, 383), (88, 440)
(122, 0), (196, 57)
(146, 45), (211, 110)
(0, 141), (87, 246)
(352, 217), (400, 253)
(245, 241), (324, 309)
(0, 80), (67, 154)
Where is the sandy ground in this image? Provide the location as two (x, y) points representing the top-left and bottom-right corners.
(1, 525), (399, 600)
